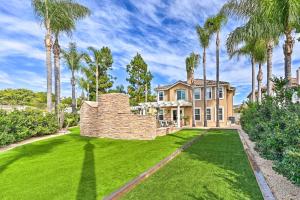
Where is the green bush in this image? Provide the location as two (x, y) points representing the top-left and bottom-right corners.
(241, 78), (300, 185)
(0, 109), (59, 146)
(63, 113), (80, 128)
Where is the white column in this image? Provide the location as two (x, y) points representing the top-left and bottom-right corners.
(177, 105), (181, 128)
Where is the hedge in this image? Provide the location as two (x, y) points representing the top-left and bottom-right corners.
(241, 78), (300, 185)
(0, 109), (59, 146)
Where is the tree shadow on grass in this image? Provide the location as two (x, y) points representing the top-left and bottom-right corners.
(76, 140), (97, 200)
(0, 138), (67, 174)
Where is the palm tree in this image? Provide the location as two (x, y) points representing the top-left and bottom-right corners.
(51, 1), (90, 113)
(196, 25), (211, 127)
(222, 0), (300, 87)
(78, 66), (93, 101)
(185, 52), (200, 127)
(227, 37), (257, 102)
(205, 13), (227, 127)
(84, 47), (113, 102)
(62, 42), (84, 113)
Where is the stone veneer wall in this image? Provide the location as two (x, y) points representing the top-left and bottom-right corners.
(80, 93), (158, 140)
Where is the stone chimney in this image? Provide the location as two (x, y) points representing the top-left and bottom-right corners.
(187, 70), (194, 85)
(297, 67), (300, 85)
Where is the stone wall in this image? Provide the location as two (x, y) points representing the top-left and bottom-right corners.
(80, 93), (158, 140)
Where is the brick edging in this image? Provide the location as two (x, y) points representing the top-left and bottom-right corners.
(237, 128), (275, 200)
(103, 131), (206, 200)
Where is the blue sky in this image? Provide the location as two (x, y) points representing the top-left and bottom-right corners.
(0, 0), (299, 104)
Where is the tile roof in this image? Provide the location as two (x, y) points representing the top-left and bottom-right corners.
(155, 79), (230, 90)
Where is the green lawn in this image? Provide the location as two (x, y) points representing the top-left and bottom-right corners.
(0, 127), (201, 200)
(123, 130), (263, 200)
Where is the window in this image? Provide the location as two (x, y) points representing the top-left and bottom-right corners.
(206, 87), (212, 99)
(195, 108), (201, 121)
(217, 87), (224, 99)
(206, 108), (212, 120)
(194, 88), (201, 100)
(218, 107), (223, 121)
(158, 91), (164, 101)
(158, 109), (164, 120)
(176, 89), (186, 100)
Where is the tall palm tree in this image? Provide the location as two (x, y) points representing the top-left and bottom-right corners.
(205, 13), (227, 127)
(51, 1), (90, 113)
(222, 0), (300, 87)
(196, 25), (211, 127)
(227, 37), (257, 102)
(185, 52), (200, 127)
(62, 42), (84, 113)
(32, 0), (90, 112)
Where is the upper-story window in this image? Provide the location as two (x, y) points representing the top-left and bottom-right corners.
(194, 88), (201, 100)
(206, 87), (212, 100)
(217, 87), (224, 99)
(158, 91), (164, 101)
(176, 89), (186, 100)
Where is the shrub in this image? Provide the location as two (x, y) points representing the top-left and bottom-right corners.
(63, 113), (80, 128)
(241, 78), (300, 185)
(0, 109), (59, 146)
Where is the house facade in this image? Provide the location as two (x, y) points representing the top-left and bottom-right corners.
(154, 73), (235, 127)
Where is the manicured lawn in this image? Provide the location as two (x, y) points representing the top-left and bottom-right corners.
(123, 130), (263, 200)
(0, 127), (201, 200)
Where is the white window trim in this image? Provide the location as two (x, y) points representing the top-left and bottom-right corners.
(176, 89), (187, 101)
(215, 86), (225, 100)
(194, 88), (201, 100)
(206, 107), (213, 121)
(194, 107), (201, 121)
(215, 106), (224, 122)
(158, 91), (164, 102)
(206, 87), (212, 100)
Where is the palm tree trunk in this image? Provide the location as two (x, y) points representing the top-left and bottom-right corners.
(251, 57), (256, 102)
(71, 71), (76, 113)
(45, 19), (52, 112)
(87, 83), (90, 101)
(192, 85), (195, 127)
(203, 48), (207, 127)
(216, 31), (220, 127)
(96, 64), (99, 102)
(257, 63), (263, 104)
(267, 41), (273, 96)
(284, 30), (294, 87)
(53, 35), (61, 113)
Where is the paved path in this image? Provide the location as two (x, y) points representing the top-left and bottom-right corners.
(0, 129), (70, 153)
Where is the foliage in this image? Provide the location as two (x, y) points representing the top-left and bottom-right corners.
(0, 89), (50, 109)
(196, 25), (211, 48)
(108, 85), (127, 94)
(241, 78), (300, 185)
(126, 53), (153, 105)
(0, 109), (58, 146)
(185, 52), (200, 73)
(63, 113), (80, 128)
(83, 46), (114, 100)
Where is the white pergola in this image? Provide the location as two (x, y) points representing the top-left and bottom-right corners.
(131, 100), (192, 128)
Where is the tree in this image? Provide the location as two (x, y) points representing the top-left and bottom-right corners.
(222, 0), (300, 86)
(196, 25), (211, 127)
(84, 47), (114, 101)
(205, 13), (227, 127)
(51, 1), (90, 113)
(126, 53), (153, 106)
(108, 85), (126, 94)
(185, 52), (200, 127)
(62, 42), (84, 113)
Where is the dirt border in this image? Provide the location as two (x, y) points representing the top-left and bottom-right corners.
(103, 130), (206, 200)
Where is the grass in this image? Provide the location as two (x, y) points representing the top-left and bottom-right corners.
(123, 130), (263, 200)
(0, 127), (201, 200)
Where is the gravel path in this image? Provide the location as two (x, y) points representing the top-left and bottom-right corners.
(0, 129), (70, 153)
(239, 128), (300, 200)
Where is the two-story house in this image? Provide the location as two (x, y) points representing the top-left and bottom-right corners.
(154, 71), (235, 127)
